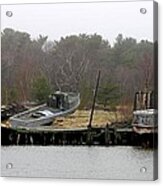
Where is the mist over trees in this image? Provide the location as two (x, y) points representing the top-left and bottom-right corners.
(1, 28), (154, 112)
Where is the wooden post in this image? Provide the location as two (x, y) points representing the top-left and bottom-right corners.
(88, 70), (101, 128)
(62, 133), (66, 145)
(87, 128), (93, 145)
(30, 135), (33, 145)
(105, 124), (110, 145)
(133, 92), (137, 110)
(43, 134), (46, 145)
(25, 134), (28, 145)
(16, 133), (20, 145)
(51, 134), (55, 144)
(113, 128), (117, 145)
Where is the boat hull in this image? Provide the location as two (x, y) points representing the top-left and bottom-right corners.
(10, 93), (80, 129)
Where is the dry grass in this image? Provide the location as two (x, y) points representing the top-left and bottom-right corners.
(52, 109), (124, 129)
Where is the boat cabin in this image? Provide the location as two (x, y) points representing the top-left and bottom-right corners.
(47, 91), (69, 110)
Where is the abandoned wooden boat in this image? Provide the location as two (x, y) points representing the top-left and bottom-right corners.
(9, 92), (80, 128)
(132, 90), (158, 134)
(132, 109), (158, 134)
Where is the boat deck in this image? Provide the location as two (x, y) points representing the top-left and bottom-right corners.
(16, 106), (60, 121)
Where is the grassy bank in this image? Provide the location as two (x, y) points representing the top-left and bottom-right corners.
(52, 109), (126, 129)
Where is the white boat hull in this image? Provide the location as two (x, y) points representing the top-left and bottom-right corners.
(10, 93), (80, 129)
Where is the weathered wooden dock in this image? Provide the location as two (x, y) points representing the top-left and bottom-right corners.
(1, 123), (157, 148)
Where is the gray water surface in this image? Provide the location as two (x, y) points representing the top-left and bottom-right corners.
(1, 146), (156, 180)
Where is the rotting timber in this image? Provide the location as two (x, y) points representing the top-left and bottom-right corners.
(1, 72), (157, 148)
(1, 122), (157, 148)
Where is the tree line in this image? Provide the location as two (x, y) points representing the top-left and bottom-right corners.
(1, 28), (154, 113)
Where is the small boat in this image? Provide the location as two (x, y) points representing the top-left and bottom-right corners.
(10, 91), (80, 128)
(132, 109), (158, 134)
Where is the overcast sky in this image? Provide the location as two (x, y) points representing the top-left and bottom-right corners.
(1, 1), (153, 45)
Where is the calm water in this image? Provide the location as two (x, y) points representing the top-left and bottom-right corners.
(1, 146), (156, 180)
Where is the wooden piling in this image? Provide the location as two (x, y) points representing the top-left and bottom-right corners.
(88, 70), (101, 128)
(105, 124), (110, 145)
(113, 128), (117, 145)
(86, 128), (93, 145)
(16, 133), (20, 145)
(29, 135), (33, 145)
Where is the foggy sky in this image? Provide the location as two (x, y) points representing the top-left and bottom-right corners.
(1, 1), (153, 45)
